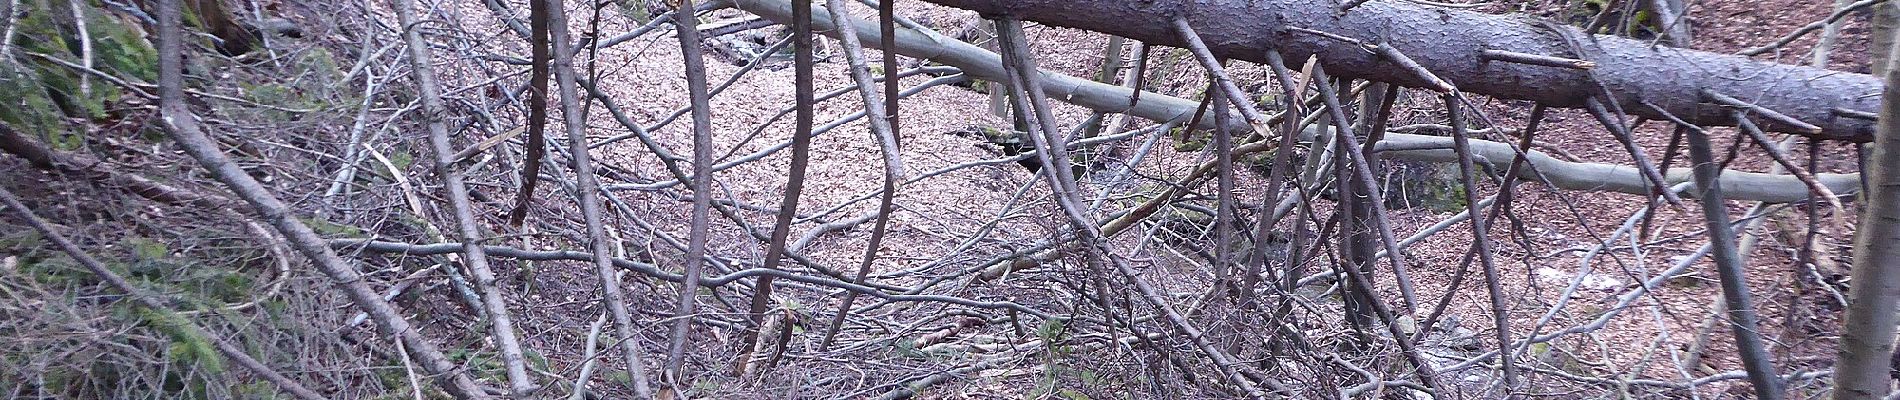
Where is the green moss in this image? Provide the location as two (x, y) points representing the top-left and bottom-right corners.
(137, 306), (227, 375)
(1243, 149), (1280, 176)
(190, 268), (254, 304)
(20, 253), (92, 287)
(124, 236), (170, 260)
(605, 370), (635, 386)
(300, 216), (368, 237)
(617, 0), (653, 24)
(1172, 136), (1208, 153)
(445, 348), (506, 382)
(297, 47), (346, 99)
(1057, 388), (1094, 400)
(0, 63), (72, 142)
(1568, 0), (1665, 38)
(1381, 162), (1469, 214)
(0, 228), (45, 251)
(234, 381), (286, 400)
(84, 5), (159, 82)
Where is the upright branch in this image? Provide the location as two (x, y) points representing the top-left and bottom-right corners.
(509, 0), (553, 226)
(0, 0), (17, 64)
(1172, 18), (1264, 295)
(1830, 27), (1900, 400)
(158, 0), (487, 396)
(1681, 122), (1784, 400)
(817, 0), (906, 350)
(666, 0), (718, 381)
(737, 0), (818, 374)
(1444, 94), (1517, 388)
(1729, 113), (1850, 231)
(994, 15), (1283, 398)
(1211, 77), (1238, 292)
(1248, 50), (1310, 299)
(1584, 97), (1684, 206)
(397, 0), (539, 392)
(1310, 64), (1443, 394)
(881, 0), (900, 145)
(1640, 0), (1691, 47)
(1170, 18), (1268, 126)
(544, 0), (656, 395)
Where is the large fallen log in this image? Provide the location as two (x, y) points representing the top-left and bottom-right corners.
(920, 0), (1881, 141)
(875, 0), (1882, 141)
(729, 0), (1859, 202)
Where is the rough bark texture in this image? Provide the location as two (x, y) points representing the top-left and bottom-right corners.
(730, 0), (1858, 203)
(1876, 2), (1898, 76)
(1832, 22), (1900, 400)
(914, 0), (1880, 142)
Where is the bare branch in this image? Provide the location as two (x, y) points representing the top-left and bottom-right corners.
(157, 0), (487, 395)
(541, 0), (662, 395)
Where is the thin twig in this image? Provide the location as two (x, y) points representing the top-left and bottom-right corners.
(68, 0), (92, 97)
(1444, 93), (1518, 388)
(1584, 97), (1684, 206)
(1703, 89), (1825, 134)
(1479, 49), (1596, 70)
(1000, 15), (1280, 398)
(1376, 43), (1454, 92)
(1737, 0), (1888, 56)
(664, 0), (719, 382)
(1834, 107), (1878, 120)
(569, 312), (609, 400)
(507, 0), (553, 226)
(1730, 113), (1850, 232)
(1311, 64), (1443, 395)
(0, 0), (19, 64)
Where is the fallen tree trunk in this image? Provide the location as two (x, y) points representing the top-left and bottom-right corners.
(896, 0), (1881, 141)
(730, 0), (1858, 202)
(935, 0), (1877, 141)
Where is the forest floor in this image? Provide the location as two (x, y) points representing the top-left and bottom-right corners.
(0, 0), (1879, 398)
(530, 0), (1878, 397)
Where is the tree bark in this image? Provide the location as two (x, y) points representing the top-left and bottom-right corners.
(729, 0), (1859, 203)
(545, 0), (657, 394)
(1831, 23), (1900, 400)
(906, 0), (1880, 142)
(1875, 2), (1898, 76)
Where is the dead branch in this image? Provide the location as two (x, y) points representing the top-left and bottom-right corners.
(542, 0), (658, 394)
(391, 0), (539, 392)
(154, 0), (488, 396)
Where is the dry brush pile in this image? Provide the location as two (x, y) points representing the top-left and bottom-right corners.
(0, 0), (1893, 398)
